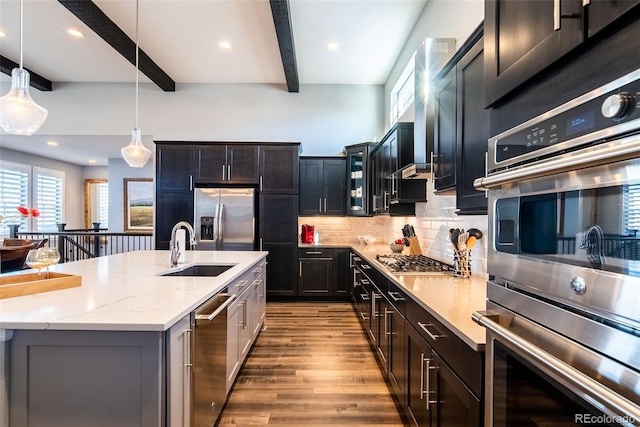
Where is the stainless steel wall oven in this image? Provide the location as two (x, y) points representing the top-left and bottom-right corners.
(474, 68), (640, 426)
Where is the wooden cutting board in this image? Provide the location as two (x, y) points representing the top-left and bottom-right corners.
(0, 272), (81, 299)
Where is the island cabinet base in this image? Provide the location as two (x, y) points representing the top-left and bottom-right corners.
(9, 330), (164, 427)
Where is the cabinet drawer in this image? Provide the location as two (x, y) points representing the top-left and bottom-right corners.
(298, 248), (333, 258)
(227, 262), (264, 297)
(406, 297), (483, 398)
(385, 281), (406, 316)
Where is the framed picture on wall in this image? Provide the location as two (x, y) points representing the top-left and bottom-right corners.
(124, 178), (153, 232)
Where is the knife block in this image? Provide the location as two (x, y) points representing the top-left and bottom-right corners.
(407, 237), (422, 255)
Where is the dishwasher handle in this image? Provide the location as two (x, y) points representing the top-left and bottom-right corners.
(195, 293), (236, 324)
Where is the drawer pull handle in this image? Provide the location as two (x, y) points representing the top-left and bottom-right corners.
(361, 264), (371, 269)
(360, 279), (371, 285)
(360, 293), (370, 301)
(418, 321), (444, 340)
(388, 291), (405, 302)
(305, 251), (322, 255)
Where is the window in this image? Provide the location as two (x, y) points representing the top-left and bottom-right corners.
(390, 53), (416, 125)
(0, 161), (30, 233)
(33, 167), (65, 231)
(97, 182), (109, 228)
(0, 161), (64, 235)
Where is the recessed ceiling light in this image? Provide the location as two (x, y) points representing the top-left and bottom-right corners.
(88, 159), (97, 164)
(218, 41), (231, 50)
(67, 28), (85, 38)
(325, 42), (340, 50)
(47, 141), (58, 147)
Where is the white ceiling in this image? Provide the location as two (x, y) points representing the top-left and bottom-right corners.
(0, 0), (427, 165)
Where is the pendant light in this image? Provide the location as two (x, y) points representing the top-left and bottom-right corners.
(121, 0), (151, 168)
(0, 0), (48, 136)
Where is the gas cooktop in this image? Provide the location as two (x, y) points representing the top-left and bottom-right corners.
(375, 254), (454, 275)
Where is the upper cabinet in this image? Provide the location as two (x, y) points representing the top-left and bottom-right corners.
(484, 0), (584, 107)
(259, 145), (300, 195)
(431, 25), (489, 215)
(345, 143), (375, 216)
(194, 144), (259, 185)
(299, 157), (346, 216)
(484, 0), (640, 107)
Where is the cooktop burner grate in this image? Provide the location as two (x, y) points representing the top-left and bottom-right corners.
(375, 254), (454, 275)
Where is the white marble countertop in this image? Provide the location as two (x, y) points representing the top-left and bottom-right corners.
(308, 242), (488, 351)
(0, 250), (267, 332)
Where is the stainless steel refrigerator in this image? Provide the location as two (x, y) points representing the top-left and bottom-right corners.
(194, 188), (256, 250)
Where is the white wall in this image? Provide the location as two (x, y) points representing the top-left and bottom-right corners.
(107, 157), (154, 233)
(32, 83), (385, 156)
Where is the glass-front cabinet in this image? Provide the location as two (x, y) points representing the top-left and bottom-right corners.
(345, 143), (375, 216)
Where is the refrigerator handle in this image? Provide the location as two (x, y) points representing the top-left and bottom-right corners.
(218, 204), (224, 250)
(212, 204), (219, 248)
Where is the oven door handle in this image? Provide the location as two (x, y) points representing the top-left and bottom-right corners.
(472, 311), (640, 423)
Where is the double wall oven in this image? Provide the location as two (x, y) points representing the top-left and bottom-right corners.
(474, 68), (640, 426)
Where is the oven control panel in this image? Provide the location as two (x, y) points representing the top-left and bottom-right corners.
(489, 69), (640, 172)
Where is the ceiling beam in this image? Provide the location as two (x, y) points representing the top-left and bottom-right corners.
(269, 0), (299, 93)
(58, 0), (175, 92)
(0, 56), (52, 91)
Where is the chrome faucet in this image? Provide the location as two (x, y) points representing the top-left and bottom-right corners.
(170, 221), (197, 267)
(580, 225), (605, 268)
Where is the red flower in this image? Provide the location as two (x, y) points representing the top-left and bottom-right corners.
(17, 206), (29, 216)
(30, 208), (40, 217)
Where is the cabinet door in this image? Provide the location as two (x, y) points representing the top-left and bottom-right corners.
(369, 150), (381, 213)
(333, 248), (351, 296)
(484, 0), (584, 106)
(387, 307), (406, 407)
(299, 159), (324, 215)
(587, 0), (640, 37)
(239, 293), (253, 362)
(263, 243), (298, 297)
(322, 159), (346, 215)
(378, 141), (391, 213)
(433, 67), (457, 193)
(456, 37), (489, 214)
(226, 298), (241, 393)
(259, 195), (298, 244)
(431, 350), (481, 427)
(155, 192), (194, 250)
(346, 146), (370, 216)
(228, 145), (259, 184)
(194, 145), (227, 184)
(166, 315), (192, 427)
(156, 144), (193, 192)
(406, 325), (432, 427)
(298, 258), (333, 297)
(259, 145), (299, 194)
(375, 292), (390, 371)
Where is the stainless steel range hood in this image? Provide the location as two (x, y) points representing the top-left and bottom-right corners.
(398, 38), (455, 180)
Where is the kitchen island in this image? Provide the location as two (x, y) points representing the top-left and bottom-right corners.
(0, 250), (268, 427)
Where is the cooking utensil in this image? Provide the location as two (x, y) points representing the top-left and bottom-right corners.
(450, 228), (460, 250)
(458, 231), (469, 251)
(467, 228), (483, 240)
(466, 235), (477, 250)
(409, 225), (416, 237)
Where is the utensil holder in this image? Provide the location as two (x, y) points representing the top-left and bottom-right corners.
(453, 250), (471, 278)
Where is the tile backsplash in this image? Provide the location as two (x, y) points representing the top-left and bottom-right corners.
(298, 181), (489, 276)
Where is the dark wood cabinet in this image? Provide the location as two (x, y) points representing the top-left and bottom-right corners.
(370, 123), (419, 215)
(262, 243), (298, 297)
(299, 157), (346, 216)
(333, 248), (352, 296)
(433, 66), (457, 194)
(456, 34), (489, 214)
(156, 144), (193, 193)
(587, 0), (640, 37)
(194, 144), (259, 185)
(484, 0), (584, 107)
(259, 145), (300, 195)
(298, 248), (333, 297)
(406, 323), (433, 427)
(155, 143), (194, 249)
(345, 143), (374, 216)
(431, 26), (488, 214)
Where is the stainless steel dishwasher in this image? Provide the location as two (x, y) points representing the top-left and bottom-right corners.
(192, 291), (236, 427)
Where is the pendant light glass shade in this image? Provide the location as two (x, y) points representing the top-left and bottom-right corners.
(121, 0), (150, 168)
(121, 128), (151, 168)
(0, 0), (48, 136)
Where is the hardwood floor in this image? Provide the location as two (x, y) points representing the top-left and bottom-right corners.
(216, 302), (409, 426)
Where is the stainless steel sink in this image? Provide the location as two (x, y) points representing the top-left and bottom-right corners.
(158, 264), (235, 277)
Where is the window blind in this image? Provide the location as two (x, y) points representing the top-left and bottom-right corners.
(0, 161), (30, 233)
(33, 167), (64, 231)
(98, 182), (109, 228)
